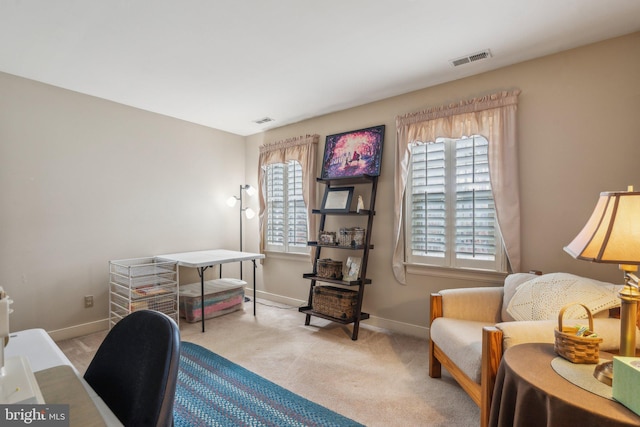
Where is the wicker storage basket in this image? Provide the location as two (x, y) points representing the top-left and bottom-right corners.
(554, 303), (603, 364)
(313, 286), (358, 319)
(317, 259), (343, 279)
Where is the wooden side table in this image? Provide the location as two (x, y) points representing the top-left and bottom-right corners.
(489, 343), (640, 427)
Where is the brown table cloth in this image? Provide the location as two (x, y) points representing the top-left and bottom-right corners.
(489, 343), (640, 427)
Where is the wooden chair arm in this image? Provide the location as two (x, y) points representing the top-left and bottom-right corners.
(430, 293), (443, 325)
(428, 293), (443, 379)
(481, 326), (503, 427)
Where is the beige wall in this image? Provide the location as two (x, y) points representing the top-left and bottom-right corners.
(247, 32), (640, 336)
(0, 72), (248, 336)
(1, 32), (638, 340)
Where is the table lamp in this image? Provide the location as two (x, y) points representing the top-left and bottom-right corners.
(564, 185), (640, 384)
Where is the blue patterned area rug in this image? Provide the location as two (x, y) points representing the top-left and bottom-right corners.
(174, 342), (364, 427)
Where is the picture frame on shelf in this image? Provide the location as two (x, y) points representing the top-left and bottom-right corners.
(318, 231), (337, 245)
(320, 125), (385, 179)
(321, 187), (354, 213)
(343, 256), (362, 282)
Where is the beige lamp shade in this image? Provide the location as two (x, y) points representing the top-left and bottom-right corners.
(564, 189), (640, 265)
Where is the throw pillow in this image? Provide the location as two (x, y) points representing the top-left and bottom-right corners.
(501, 273), (539, 322)
(506, 272), (622, 321)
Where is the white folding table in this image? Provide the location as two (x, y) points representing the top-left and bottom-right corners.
(155, 249), (265, 332)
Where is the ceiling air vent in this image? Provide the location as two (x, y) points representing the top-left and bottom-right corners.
(253, 117), (275, 125)
(450, 49), (492, 67)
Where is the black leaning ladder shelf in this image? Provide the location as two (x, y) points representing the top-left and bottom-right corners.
(299, 175), (377, 340)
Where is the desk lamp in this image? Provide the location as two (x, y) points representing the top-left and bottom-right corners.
(564, 186), (640, 384)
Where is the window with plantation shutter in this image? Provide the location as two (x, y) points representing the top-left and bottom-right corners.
(406, 135), (506, 271)
(265, 160), (308, 253)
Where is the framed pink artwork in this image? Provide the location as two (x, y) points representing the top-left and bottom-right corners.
(320, 125), (385, 179)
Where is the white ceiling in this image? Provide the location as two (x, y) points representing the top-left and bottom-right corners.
(1, 1), (639, 136)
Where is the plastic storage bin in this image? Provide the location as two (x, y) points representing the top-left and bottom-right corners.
(179, 278), (246, 323)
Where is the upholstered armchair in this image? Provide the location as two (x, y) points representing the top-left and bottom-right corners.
(428, 272), (640, 427)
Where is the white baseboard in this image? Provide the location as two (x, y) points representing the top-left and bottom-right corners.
(365, 316), (429, 339)
(48, 289), (429, 342)
(251, 288), (429, 340)
(47, 319), (109, 342)
(251, 289), (306, 308)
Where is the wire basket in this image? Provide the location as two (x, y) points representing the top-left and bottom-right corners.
(338, 227), (366, 247)
(554, 303), (603, 364)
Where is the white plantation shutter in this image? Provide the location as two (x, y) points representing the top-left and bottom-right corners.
(286, 161), (308, 249)
(454, 137), (497, 263)
(266, 163), (285, 247)
(266, 161), (308, 253)
(409, 142), (446, 260)
(407, 136), (504, 271)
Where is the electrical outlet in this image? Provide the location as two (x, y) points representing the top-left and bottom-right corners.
(84, 295), (94, 308)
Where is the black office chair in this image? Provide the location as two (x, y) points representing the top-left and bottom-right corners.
(84, 310), (180, 427)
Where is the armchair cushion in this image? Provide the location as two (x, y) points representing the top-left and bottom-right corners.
(506, 272), (622, 321)
(430, 318), (491, 384)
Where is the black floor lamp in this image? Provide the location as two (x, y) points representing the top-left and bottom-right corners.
(226, 184), (256, 280)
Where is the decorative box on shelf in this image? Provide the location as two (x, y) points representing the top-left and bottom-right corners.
(316, 259), (343, 280)
(318, 231), (337, 245)
(312, 286), (358, 320)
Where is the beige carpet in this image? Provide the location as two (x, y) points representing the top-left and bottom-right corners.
(57, 299), (479, 426)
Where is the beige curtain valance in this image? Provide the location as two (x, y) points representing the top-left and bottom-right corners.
(258, 134), (319, 256)
(393, 90), (521, 284)
(259, 134), (318, 156)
